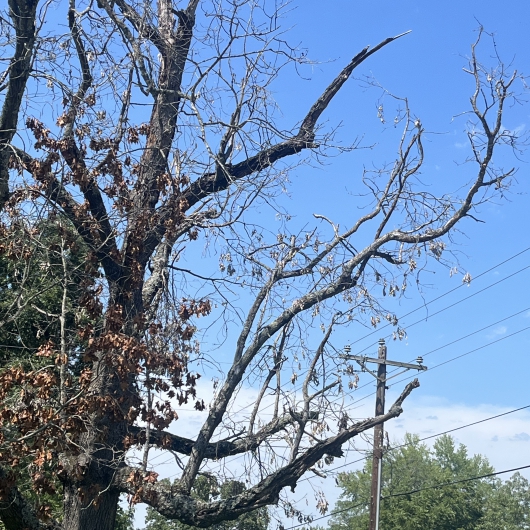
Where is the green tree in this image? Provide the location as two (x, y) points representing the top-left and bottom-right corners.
(144, 477), (269, 530)
(476, 473), (530, 530)
(115, 504), (135, 530)
(0, 217), (88, 367)
(329, 434), (495, 530)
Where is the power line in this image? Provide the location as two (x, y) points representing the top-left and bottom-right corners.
(298, 402), (530, 482)
(399, 325), (530, 380)
(340, 324), (530, 427)
(161, 343), (530, 479)
(417, 403), (530, 442)
(410, 307), (530, 361)
(384, 463), (530, 499)
(306, 325), (530, 483)
(352, 263), (530, 358)
(348, 246), (530, 350)
(160, 307), (530, 446)
(284, 462), (530, 529)
(328, 306), (530, 414)
(226, 281), (530, 427)
(286, 326), (530, 518)
(227, 252), (530, 420)
(149, 300), (530, 417)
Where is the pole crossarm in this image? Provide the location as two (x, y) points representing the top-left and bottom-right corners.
(341, 354), (428, 372)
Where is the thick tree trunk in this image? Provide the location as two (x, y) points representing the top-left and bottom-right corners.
(60, 295), (135, 530)
(61, 417), (124, 530)
(63, 483), (119, 530)
(60, 423), (122, 530)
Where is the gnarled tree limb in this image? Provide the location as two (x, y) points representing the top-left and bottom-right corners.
(115, 380), (419, 527)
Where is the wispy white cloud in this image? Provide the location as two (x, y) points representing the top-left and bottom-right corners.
(510, 432), (530, 442)
(486, 325), (507, 339)
(376, 398), (530, 483)
(501, 123), (526, 137)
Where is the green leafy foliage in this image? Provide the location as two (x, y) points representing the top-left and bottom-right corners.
(475, 473), (530, 530)
(115, 503), (135, 530)
(328, 434), (530, 530)
(0, 216), (89, 367)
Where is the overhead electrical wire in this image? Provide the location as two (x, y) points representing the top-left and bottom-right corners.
(155, 299), (529, 473)
(347, 246), (530, 350)
(290, 315), (530, 481)
(288, 326), (530, 494)
(386, 325), (530, 391)
(164, 247), (529, 416)
(342, 324), (530, 415)
(224, 289), (530, 424)
(284, 463), (530, 530)
(350, 262), (530, 361)
(191, 325), (530, 495)
(276, 304), (530, 426)
(224, 250), (530, 419)
(385, 463), (530, 499)
(297, 403), (530, 483)
(156, 333), (530, 476)
(127, 249), (530, 427)
(334, 305), (530, 406)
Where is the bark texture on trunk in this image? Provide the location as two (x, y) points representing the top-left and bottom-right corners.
(63, 484), (119, 530)
(0, 0), (39, 210)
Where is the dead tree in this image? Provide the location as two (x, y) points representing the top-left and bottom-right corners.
(0, 0), (524, 529)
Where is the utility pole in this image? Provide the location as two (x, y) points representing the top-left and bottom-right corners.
(369, 339), (386, 530)
(342, 339), (427, 530)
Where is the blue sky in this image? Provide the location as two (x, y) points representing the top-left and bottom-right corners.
(250, 2), (530, 524)
(130, 1), (530, 526)
(275, 0), (530, 404)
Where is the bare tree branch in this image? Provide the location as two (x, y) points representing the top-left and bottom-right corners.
(115, 380), (418, 527)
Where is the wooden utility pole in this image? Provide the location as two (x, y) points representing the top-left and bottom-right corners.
(341, 339), (427, 530)
(369, 339), (386, 530)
